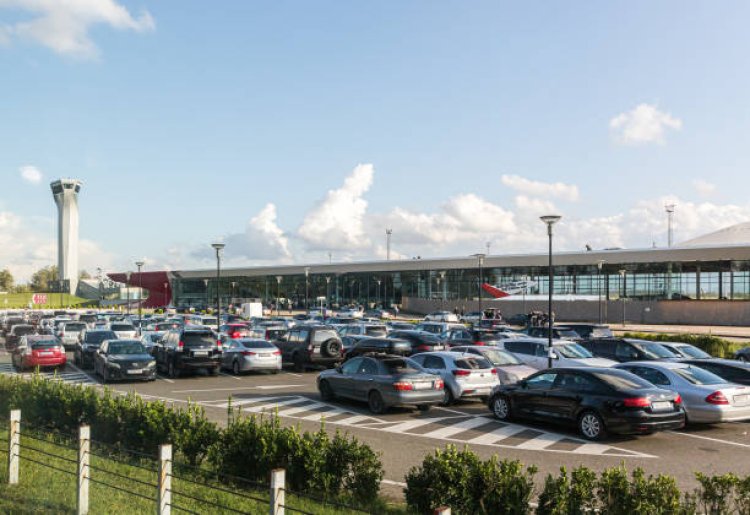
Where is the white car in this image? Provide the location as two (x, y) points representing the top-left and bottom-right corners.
(497, 338), (617, 370)
(110, 322), (137, 340)
(411, 351), (500, 405)
(424, 311), (460, 323)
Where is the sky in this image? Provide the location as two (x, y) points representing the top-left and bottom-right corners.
(1, 1), (750, 282)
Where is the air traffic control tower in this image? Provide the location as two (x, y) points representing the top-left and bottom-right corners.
(50, 179), (82, 295)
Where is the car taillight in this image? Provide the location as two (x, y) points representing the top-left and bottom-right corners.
(216, 340), (222, 349)
(705, 391), (730, 405)
(273, 350), (281, 355)
(452, 369), (471, 377)
(231, 332), (240, 338)
(673, 394), (682, 406)
(475, 341), (487, 346)
(177, 341), (184, 351)
(393, 381), (414, 391)
(416, 345), (430, 351)
(490, 368), (498, 374)
(434, 379), (444, 389)
(241, 351), (256, 356)
(623, 397), (651, 408)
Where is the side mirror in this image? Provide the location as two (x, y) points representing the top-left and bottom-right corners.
(335, 365), (343, 374)
(518, 379), (528, 388)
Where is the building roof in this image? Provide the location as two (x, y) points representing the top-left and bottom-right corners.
(680, 222), (750, 247)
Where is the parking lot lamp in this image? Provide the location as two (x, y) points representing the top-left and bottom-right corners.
(135, 260), (144, 332)
(202, 279), (209, 311)
(125, 271), (131, 316)
(325, 276), (331, 310)
(275, 276), (282, 316)
(376, 278), (381, 307)
(540, 215), (561, 369)
(211, 243), (225, 322)
(619, 269), (627, 326)
(304, 267), (310, 311)
(597, 260), (606, 324)
(471, 254), (486, 315)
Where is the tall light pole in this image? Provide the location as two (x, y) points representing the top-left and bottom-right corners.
(164, 282), (169, 309)
(619, 269), (627, 326)
(211, 243), (225, 323)
(596, 259), (604, 324)
(439, 271), (446, 310)
(125, 271), (131, 315)
(231, 281), (237, 310)
(304, 267), (310, 312)
(97, 267), (103, 305)
(471, 253), (486, 315)
(325, 276), (331, 311)
(135, 260), (144, 332)
(376, 278), (381, 307)
(202, 279), (209, 311)
(665, 204), (676, 300)
(521, 274), (528, 315)
(386, 229), (393, 261)
(275, 276), (282, 316)
(540, 215), (562, 369)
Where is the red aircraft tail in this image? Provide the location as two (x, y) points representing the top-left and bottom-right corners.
(481, 283), (510, 299)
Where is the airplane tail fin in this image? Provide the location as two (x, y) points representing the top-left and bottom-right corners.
(481, 283), (510, 299)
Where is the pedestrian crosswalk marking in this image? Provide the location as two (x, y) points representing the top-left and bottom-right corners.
(515, 432), (566, 450)
(0, 363), (97, 386)
(467, 424), (527, 445)
(418, 417), (491, 439)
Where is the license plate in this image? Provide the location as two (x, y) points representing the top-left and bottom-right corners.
(413, 382), (431, 390)
(651, 401), (672, 412)
(257, 353), (273, 358)
(193, 351), (208, 356)
(734, 394), (750, 406)
(39, 352), (53, 356)
(127, 369), (143, 374)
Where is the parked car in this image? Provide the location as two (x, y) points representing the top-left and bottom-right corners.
(562, 324), (613, 339)
(681, 359), (750, 386)
(345, 337), (412, 359)
(5, 324), (36, 351)
(614, 361), (750, 423)
(220, 338), (281, 374)
(449, 346), (536, 384)
(506, 313), (529, 326)
(525, 326), (581, 341)
(460, 311), (484, 324)
(659, 342), (713, 360)
(424, 311), (460, 323)
(317, 355), (444, 414)
(498, 338), (617, 370)
(387, 321), (417, 331)
(93, 339), (156, 383)
(415, 321), (464, 336)
(219, 323), (252, 339)
(274, 325), (343, 372)
(410, 351), (499, 405)
(443, 327), (516, 347)
(387, 330), (447, 354)
(153, 327), (222, 378)
(140, 331), (165, 352)
(12, 335), (67, 371)
(488, 367), (686, 440)
(580, 338), (679, 363)
(734, 347), (750, 362)
(110, 321), (137, 339)
(363, 309), (393, 320)
(338, 323), (389, 338)
(75, 329), (118, 368)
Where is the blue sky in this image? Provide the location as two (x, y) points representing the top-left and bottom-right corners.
(2, 1), (750, 280)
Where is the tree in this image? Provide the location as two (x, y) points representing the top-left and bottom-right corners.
(0, 268), (13, 291)
(30, 265), (58, 292)
(80, 270), (92, 280)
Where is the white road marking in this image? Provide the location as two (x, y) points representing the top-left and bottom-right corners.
(171, 384), (302, 394)
(255, 384), (301, 390)
(213, 396), (281, 408)
(468, 424), (528, 445)
(276, 402), (327, 417)
(574, 442), (611, 455)
(382, 417), (452, 433)
(156, 375), (175, 384)
(219, 372), (242, 381)
(242, 397), (309, 412)
(516, 432), (566, 450)
(381, 479), (407, 487)
(669, 431), (750, 449)
(302, 408), (347, 421)
(333, 415), (372, 425)
(419, 417), (490, 439)
(67, 363), (100, 385)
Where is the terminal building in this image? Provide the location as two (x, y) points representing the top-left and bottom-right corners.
(109, 222), (750, 326)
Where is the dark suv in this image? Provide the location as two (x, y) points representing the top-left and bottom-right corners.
(345, 337), (412, 359)
(154, 328), (222, 378)
(75, 329), (118, 368)
(580, 338), (678, 363)
(274, 325), (343, 372)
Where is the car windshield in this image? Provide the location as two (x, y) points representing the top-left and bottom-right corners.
(673, 366), (725, 385)
(365, 327), (388, 337)
(555, 343), (593, 359)
(111, 324), (135, 331)
(675, 345), (711, 359)
(591, 327), (614, 338)
(383, 358), (422, 374)
(31, 339), (59, 350)
(482, 348), (522, 366)
(14, 326), (35, 335)
(633, 342), (676, 359)
(240, 340), (275, 349)
(85, 331), (117, 344)
(557, 329), (581, 338)
(594, 371), (654, 390)
(455, 357), (493, 370)
(109, 342), (146, 354)
(183, 333), (216, 347)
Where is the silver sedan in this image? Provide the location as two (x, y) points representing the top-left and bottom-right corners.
(221, 338), (282, 374)
(615, 361), (750, 423)
(449, 345), (536, 384)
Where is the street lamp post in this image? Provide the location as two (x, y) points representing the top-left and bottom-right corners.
(202, 279), (209, 311)
(304, 267), (310, 312)
(276, 276), (282, 316)
(211, 243), (225, 324)
(325, 276), (331, 310)
(376, 278), (381, 308)
(540, 215), (562, 369)
(597, 260), (606, 324)
(164, 282), (169, 309)
(231, 281), (237, 312)
(471, 254), (486, 315)
(619, 269), (627, 326)
(125, 272), (131, 315)
(521, 274), (528, 315)
(439, 271), (446, 309)
(135, 260), (145, 333)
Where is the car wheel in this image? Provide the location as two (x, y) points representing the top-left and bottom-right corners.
(578, 411), (607, 441)
(442, 388), (456, 406)
(368, 391), (386, 414)
(319, 380), (335, 401)
(490, 395), (512, 421)
(168, 360), (180, 379)
(417, 404), (431, 413)
(232, 360), (241, 375)
(292, 353), (305, 373)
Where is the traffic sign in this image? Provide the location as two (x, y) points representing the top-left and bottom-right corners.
(32, 293), (48, 305)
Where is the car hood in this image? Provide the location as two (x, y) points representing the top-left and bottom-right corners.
(108, 354), (154, 363)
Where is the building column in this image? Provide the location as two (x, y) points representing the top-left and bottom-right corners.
(696, 266), (701, 300)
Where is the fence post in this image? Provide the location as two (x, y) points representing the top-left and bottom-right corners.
(8, 409), (20, 485)
(78, 424), (90, 515)
(158, 444), (172, 515)
(270, 468), (285, 515)
(434, 508), (451, 515)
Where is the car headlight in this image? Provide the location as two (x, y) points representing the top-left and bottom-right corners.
(147, 361), (156, 368)
(108, 361), (121, 369)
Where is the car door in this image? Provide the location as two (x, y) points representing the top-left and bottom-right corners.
(515, 371), (559, 418)
(221, 340), (237, 368)
(504, 340), (536, 368)
(547, 372), (599, 421)
(353, 358), (380, 401)
(327, 357), (362, 399)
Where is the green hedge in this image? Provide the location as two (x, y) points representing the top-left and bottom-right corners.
(622, 332), (745, 358)
(0, 374), (383, 504)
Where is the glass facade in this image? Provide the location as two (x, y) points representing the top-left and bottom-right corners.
(171, 259), (750, 309)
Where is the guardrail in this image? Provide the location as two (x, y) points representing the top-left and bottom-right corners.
(2, 409), (375, 514)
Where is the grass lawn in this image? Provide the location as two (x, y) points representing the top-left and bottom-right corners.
(0, 293), (91, 309)
(0, 426), (405, 514)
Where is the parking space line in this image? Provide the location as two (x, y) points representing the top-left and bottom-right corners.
(515, 432), (566, 450)
(302, 408), (346, 421)
(219, 372), (242, 381)
(334, 415), (373, 425)
(171, 385), (302, 394)
(419, 417), (490, 439)
(276, 402), (326, 417)
(383, 417), (454, 434)
(65, 363), (100, 385)
(574, 442), (611, 455)
(156, 375), (175, 384)
(242, 397), (307, 412)
(669, 431), (750, 449)
(467, 424), (528, 445)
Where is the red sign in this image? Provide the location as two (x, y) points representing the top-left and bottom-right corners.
(32, 294), (48, 305)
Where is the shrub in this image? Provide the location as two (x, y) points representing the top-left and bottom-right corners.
(537, 467), (597, 515)
(404, 445), (536, 514)
(622, 332), (743, 358)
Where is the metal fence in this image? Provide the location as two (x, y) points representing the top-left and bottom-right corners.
(1, 409), (376, 515)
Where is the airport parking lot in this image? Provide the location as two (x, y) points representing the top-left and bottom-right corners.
(3, 342), (750, 495)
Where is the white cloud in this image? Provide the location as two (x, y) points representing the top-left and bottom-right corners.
(224, 203), (291, 261)
(501, 174), (579, 201)
(19, 165), (42, 184)
(298, 164), (374, 251)
(692, 179), (716, 197)
(0, 0), (155, 58)
(609, 103), (682, 145)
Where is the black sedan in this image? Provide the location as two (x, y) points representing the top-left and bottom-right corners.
(345, 337), (412, 359)
(317, 355), (444, 414)
(388, 330), (447, 354)
(93, 339), (156, 383)
(488, 367), (685, 440)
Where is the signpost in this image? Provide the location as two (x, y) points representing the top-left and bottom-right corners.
(32, 293), (48, 305)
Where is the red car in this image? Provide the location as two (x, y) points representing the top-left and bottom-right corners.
(220, 323), (252, 339)
(12, 335), (67, 371)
